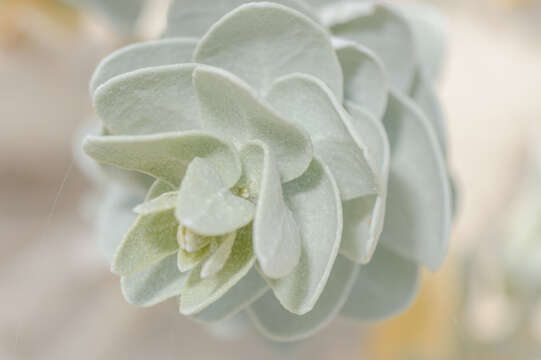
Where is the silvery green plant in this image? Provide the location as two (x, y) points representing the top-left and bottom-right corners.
(81, 0), (453, 341)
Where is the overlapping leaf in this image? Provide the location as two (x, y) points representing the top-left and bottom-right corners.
(83, 131), (241, 188)
(91, 38), (198, 93)
(193, 66), (312, 182)
(240, 142), (301, 279)
(165, 0), (318, 38)
(194, 3), (344, 101)
(379, 92), (452, 270)
(175, 158), (255, 236)
(94, 65), (200, 135)
(267, 159), (343, 315)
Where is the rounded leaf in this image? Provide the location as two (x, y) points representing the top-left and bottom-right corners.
(194, 2), (343, 100)
(83, 131), (242, 189)
(164, 0), (318, 38)
(249, 255), (358, 342)
(241, 142), (301, 279)
(340, 102), (391, 264)
(334, 39), (388, 120)
(328, 1), (416, 91)
(111, 208), (179, 276)
(175, 158), (255, 236)
(410, 70), (447, 155)
(380, 92), (452, 270)
(179, 227), (255, 315)
(193, 66), (313, 182)
(96, 185), (144, 264)
(266, 73), (378, 200)
(267, 158), (343, 314)
(192, 268), (268, 323)
(395, 2), (447, 81)
(94, 64), (200, 135)
(121, 254), (188, 307)
(90, 38), (198, 94)
(341, 245), (420, 321)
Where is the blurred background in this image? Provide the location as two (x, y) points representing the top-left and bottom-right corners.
(1, 0), (541, 359)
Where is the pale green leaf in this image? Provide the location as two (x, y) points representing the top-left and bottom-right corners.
(314, 139), (378, 200)
(134, 192), (177, 215)
(111, 208), (179, 276)
(265, 73), (377, 200)
(193, 66), (312, 182)
(175, 158), (255, 236)
(341, 245), (420, 321)
(75, 122), (155, 190)
(201, 232), (237, 278)
(395, 2), (447, 80)
(410, 70), (447, 155)
(83, 131), (242, 188)
(178, 246), (210, 273)
(249, 255), (358, 342)
(192, 268), (268, 323)
(121, 254), (188, 307)
(334, 39), (388, 120)
(180, 227), (255, 315)
(90, 38), (198, 93)
(268, 159), (343, 314)
(241, 142), (301, 279)
(178, 228), (212, 252)
(328, 1), (416, 91)
(145, 180), (174, 201)
(164, 0), (319, 38)
(96, 185), (144, 264)
(94, 64), (200, 135)
(194, 3), (343, 101)
(380, 92), (452, 270)
(340, 102), (391, 264)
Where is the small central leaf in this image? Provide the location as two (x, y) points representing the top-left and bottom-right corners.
(175, 157), (256, 236)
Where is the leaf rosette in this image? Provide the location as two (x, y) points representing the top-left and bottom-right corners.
(82, 0), (453, 341)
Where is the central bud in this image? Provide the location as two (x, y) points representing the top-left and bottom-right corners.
(177, 226), (212, 253)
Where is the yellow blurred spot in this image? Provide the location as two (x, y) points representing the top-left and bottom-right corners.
(366, 257), (459, 360)
(0, 0), (80, 48)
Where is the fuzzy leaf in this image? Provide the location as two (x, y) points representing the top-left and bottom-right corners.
(134, 192), (177, 215)
(194, 3), (343, 101)
(201, 232), (237, 278)
(180, 227), (255, 315)
(176, 158), (255, 236)
(164, 0), (318, 38)
(380, 92), (452, 270)
(83, 131), (241, 189)
(334, 40), (388, 120)
(94, 64), (200, 135)
(328, 1), (416, 91)
(340, 102), (391, 263)
(112, 208), (179, 276)
(96, 185), (144, 264)
(395, 2), (447, 80)
(121, 254), (188, 307)
(192, 268), (268, 323)
(193, 66), (312, 182)
(266, 73), (377, 200)
(178, 246), (210, 273)
(241, 142), (301, 279)
(267, 159), (343, 315)
(90, 38), (198, 93)
(410, 70), (447, 154)
(341, 245), (420, 321)
(249, 255), (358, 341)
(145, 180), (174, 201)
